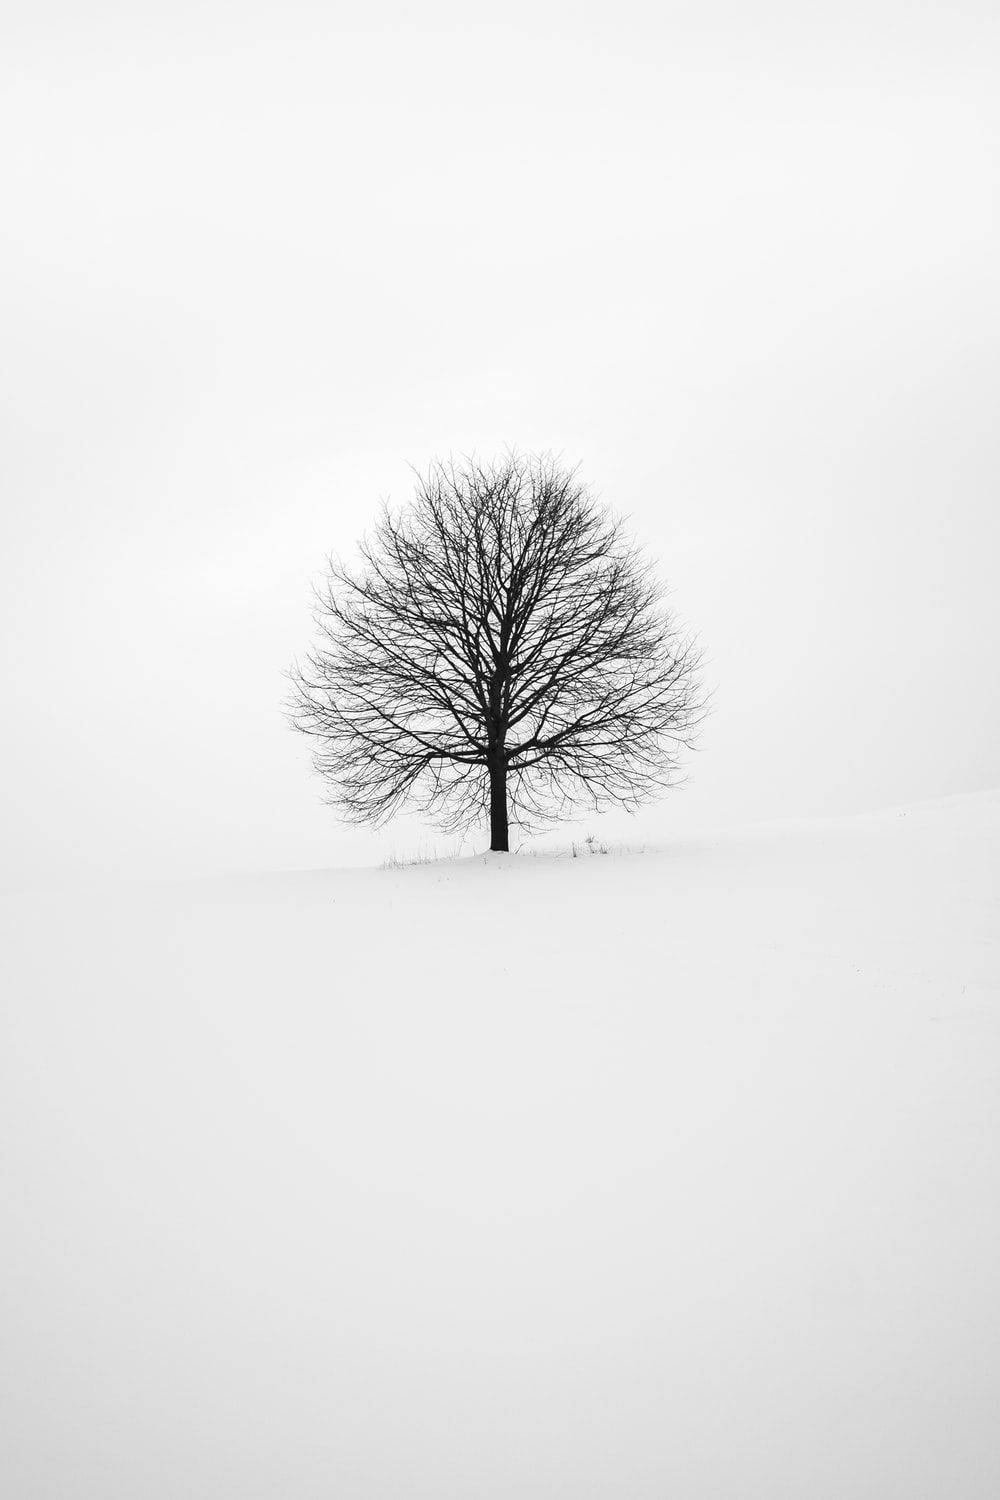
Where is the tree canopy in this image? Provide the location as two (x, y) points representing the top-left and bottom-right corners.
(289, 453), (705, 850)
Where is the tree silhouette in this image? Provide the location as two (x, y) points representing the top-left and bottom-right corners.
(288, 453), (705, 852)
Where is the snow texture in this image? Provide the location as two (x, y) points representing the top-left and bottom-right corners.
(2, 792), (998, 1498)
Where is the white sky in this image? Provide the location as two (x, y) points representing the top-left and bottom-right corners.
(2, 0), (998, 881)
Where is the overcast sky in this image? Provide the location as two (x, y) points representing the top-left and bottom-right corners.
(2, 0), (997, 881)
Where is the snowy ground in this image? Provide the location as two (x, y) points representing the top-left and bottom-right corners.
(2, 792), (998, 1498)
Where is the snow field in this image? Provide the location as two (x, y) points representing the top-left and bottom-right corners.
(2, 793), (998, 1497)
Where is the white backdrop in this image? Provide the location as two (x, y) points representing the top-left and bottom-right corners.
(3, 0), (997, 880)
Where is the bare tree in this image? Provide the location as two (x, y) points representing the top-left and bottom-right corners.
(288, 453), (705, 852)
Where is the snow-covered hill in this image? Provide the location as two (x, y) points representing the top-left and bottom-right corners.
(2, 793), (998, 1498)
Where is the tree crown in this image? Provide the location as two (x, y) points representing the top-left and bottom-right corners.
(289, 453), (705, 839)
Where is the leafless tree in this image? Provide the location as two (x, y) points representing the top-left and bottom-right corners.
(288, 453), (706, 852)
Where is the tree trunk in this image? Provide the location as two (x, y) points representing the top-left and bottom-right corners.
(488, 754), (509, 852)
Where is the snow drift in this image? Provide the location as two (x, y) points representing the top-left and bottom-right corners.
(2, 792), (998, 1498)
